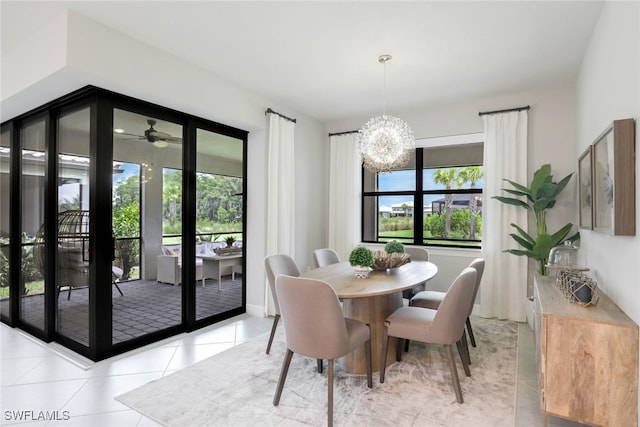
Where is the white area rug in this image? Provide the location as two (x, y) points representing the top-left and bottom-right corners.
(116, 317), (517, 426)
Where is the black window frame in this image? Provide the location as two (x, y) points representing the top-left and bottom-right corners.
(361, 146), (484, 249)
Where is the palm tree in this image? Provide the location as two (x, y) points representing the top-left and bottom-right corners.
(433, 168), (461, 237)
(459, 166), (483, 239)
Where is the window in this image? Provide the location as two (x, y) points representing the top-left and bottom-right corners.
(362, 140), (483, 248)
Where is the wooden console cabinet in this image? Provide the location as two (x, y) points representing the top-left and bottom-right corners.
(534, 276), (638, 426)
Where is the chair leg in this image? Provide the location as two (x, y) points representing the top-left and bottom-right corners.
(113, 282), (124, 296)
(379, 327), (390, 383)
(317, 359), (323, 373)
(404, 339), (410, 353)
(266, 314), (280, 354)
(444, 344), (464, 403)
(466, 317), (476, 347)
(461, 329), (471, 366)
(456, 335), (471, 377)
(273, 349), (293, 406)
(395, 338), (403, 362)
(327, 359), (334, 427)
(364, 337), (373, 388)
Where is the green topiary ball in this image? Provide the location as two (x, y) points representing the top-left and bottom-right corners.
(349, 246), (375, 267)
(384, 240), (405, 254)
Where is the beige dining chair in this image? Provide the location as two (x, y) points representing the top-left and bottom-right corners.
(264, 254), (301, 355)
(312, 248), (341, 268)
(402, 246), (430, 299)
(410, 258), (485, 348)
(273, 275), (372, 427)
(380, 267), (477, 403)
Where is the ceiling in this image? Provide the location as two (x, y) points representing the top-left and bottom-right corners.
(1, 1), (604, 123)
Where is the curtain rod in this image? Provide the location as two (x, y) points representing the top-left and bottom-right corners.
(328, 130), (359, 137)
(478, 105), (530, 116)
(265, 108), (297, 123)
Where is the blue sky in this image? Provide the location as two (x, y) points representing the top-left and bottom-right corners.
(378, 168), (483, 208)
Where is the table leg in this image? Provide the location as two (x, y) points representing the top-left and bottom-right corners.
(340, 292), (403, 374)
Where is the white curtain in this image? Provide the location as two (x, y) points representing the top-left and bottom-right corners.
(480, 110), (528, 322)
(328, 133), (362, 261)
(265, 112), (295, 316)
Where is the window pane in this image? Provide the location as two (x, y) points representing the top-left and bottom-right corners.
(1, 128), (10, 316)
(112, 161), (141, 281)
(423, 193), (482, 245)
(195, 128), (244, 321)
(363, 152), (416, 192)
(423, 166), (484, 191)
(21, 118), (46, 331)
(57, 107), (91, 346)
(377, 195), (414, 243)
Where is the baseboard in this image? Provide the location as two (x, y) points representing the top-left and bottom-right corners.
(246, 303), (264, 318)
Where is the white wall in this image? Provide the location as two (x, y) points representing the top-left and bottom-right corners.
(575, 3), (640, 422)
(0, 10), (328, 316)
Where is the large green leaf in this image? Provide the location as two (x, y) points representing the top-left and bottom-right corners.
(532, 233), (554, 261)
(509, 233), (534, 250)
(510, 223), (535, 244)
(503, 179), (533, 200)
(530, 164), (552, 197)
(554, 173), (573, 196)
(534, 196), (556, 212)
(537, 182), (558, 200)
(492, 196), (531, 210)
(502, 188), (531, 199)
(549, 223), (577, 247)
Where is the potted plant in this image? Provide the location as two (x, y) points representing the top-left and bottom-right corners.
(349, 246), (375, 278)
(493, 164), (579, 275)
(384, 240), (405, 254)
(224, 235), (237, 248)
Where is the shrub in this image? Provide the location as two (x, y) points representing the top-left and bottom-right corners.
(384, 240), (405, 254)
(349, 246), (374, 267)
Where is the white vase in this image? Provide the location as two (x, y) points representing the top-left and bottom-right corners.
(353, 266), (370, 279)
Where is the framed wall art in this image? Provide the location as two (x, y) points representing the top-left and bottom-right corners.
(578, 146), (593, 229)
(592, 118), (636, 236)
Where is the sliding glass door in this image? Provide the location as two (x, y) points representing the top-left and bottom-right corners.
(195, 128), (245, 320)
(1, 86), (248, 361)
(112, 109), (183, 344)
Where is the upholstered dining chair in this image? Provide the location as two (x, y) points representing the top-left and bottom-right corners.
(264, 254), (301, 355)
(380, 267), (476, 403)
(410, 258), (485, 348)
(312, 248), (341, 268)
(273, 275), (372, 427)
(402, 246), (430, 299)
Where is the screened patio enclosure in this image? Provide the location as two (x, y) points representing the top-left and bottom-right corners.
(0, 86), (248, 361)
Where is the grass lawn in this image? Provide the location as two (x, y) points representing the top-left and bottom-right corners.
(0, 280), (44, 298)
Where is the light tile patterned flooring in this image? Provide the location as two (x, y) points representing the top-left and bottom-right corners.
(1, 317), (586, 426)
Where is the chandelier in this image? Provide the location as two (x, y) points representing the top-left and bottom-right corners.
(357, 55), (415, 173)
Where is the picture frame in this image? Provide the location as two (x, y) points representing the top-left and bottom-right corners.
(578, 146), (593, 229)
(592, 118), (636, 235)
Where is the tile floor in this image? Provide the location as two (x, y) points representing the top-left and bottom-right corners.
(1, 316), (585, 426)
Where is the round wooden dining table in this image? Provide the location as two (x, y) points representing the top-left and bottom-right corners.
(302, 260), (438, 374)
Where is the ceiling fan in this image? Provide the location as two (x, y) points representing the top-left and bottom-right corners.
(117, 119), (182, 148)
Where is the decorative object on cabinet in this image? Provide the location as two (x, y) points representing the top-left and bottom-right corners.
(493, 164), (579, 275)
(578, 146), (593, 229)
(556, 270), (598, 306)
(592, 118), (636, 235)
(533, 275), (638, 426)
